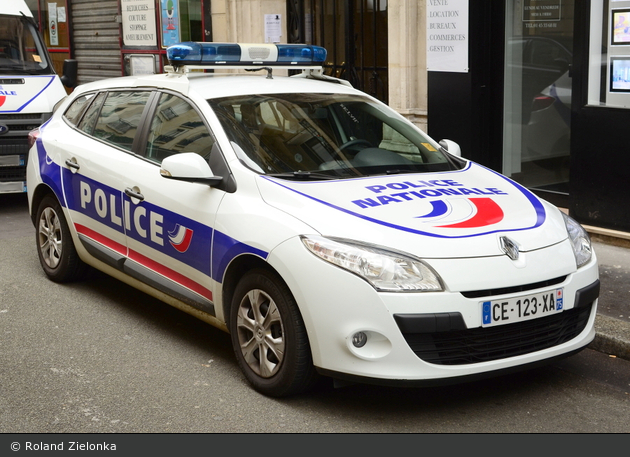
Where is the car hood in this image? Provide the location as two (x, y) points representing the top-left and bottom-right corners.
(256, 162), (568, 259)
(0, 76), (64, 114)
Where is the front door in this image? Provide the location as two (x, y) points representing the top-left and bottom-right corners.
(122, 91), (224, 316)
(502, 0), (575, 203)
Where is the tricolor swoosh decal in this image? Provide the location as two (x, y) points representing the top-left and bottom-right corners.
(168, 224), (194, 253)
(417, 200), (449, 219)
(437, 198), (504, 228)
(260, 161), (547, 239)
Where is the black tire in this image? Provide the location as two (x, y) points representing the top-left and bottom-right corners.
(229, 268), (318, 397)
(35, 195), (87, 283)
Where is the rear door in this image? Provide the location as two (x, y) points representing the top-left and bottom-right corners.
(58, 90), (153, 266)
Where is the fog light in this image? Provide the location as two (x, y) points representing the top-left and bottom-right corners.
(346, 330), (392, 360)
(352, 331), (368, 348)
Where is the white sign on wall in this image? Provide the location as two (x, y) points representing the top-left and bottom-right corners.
(427, 0), (469, 73)
(122, 0), (157, 47)
(129, 55), (156, 75)
(265, 14), (282, 43)
(48, 3), (58, 46)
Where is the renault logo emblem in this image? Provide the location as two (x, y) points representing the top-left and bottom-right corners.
(500, 236), (520, 261)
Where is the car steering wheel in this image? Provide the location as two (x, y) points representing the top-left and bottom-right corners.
(339, 138), (372, 151)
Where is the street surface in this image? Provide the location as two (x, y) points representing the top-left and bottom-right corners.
(1, 193), (629, 433)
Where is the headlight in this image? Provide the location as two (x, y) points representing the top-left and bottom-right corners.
(301, 235), (443, 292)
(563, 213), (592, 268)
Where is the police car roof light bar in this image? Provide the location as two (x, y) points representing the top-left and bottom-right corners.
(166, 42), (328, 68)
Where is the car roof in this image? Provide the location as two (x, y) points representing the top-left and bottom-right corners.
(71, 70), (361, 100)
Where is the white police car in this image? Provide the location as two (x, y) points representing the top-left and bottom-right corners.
(26, 42), (599, 397)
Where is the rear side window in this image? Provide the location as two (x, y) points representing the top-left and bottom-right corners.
(91, 91), (152, 152)
(77, 92), (107, 135)
(64, 93), (97, 126)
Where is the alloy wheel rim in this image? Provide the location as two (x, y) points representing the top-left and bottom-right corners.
(236, 289), (285, 378)
(38, 207), (62, 269)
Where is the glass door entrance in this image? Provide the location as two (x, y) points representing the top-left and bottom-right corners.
(503, 0), (574, 196)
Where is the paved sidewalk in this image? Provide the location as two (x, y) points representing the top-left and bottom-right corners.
(587, 234), (630, 361)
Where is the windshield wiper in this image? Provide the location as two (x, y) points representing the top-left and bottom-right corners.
(0, 65), (45, 74)
(267, 171), (341, 180)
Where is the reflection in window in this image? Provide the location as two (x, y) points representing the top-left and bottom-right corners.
(209, 93), (454, 177)
(145, 93), (215, 163)
(77, 92), (107, 135)
(0, 15), (52, 74)
(503, 1), (574, 195)
(92, 91), (151, 151)
(64, 93), (97, 126)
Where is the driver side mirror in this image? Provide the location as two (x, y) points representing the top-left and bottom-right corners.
(160, 152), (223, 186)
(439, 139), (462, 157)
(60, 59), (78, 89)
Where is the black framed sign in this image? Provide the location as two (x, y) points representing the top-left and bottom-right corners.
(612, 9), (630, 45)
(610, 56), (630, 92)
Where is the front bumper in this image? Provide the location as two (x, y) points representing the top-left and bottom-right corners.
(268, 236), (599, 384)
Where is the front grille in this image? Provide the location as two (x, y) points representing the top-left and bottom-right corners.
(0, 113), (42, 121)
(0, 166), (26, 181)
(0, 113), (47, 134)
(461, 276), (567, 299)
(0, 114), (38, 121)
(0, 143), (30, 156)
(0, 123), (43, 133)
(399, 303), (593, 365)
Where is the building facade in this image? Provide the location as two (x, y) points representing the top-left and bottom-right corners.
(23, 0), (630, 232)
(427, 1), (630, 234)
(24, 0), (426, 125)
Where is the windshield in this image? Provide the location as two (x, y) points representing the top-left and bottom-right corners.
(208, 93), (464, 179)
(0, 15), (53, 75)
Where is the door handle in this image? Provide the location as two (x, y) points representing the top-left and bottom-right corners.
(124, 187), (144, 201)
(65, 158), (80, 172)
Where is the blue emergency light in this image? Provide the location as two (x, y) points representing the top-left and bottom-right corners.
(166, 42), (327, 67)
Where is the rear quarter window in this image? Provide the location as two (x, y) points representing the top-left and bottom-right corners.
(64, 93), (97, 126)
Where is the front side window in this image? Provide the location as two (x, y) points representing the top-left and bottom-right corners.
(145, 93), (215, 163)
(209, 93), (461, 179)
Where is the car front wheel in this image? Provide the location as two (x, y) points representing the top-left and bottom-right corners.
(229, 269), (318, 397)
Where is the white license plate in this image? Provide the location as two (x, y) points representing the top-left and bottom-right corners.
(481, 288), (564, 327)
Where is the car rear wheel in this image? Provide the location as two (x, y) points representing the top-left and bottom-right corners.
(229, 268), (318, 397)
(35, 195), (86, 283)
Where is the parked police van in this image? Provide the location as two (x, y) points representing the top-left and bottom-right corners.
(0, 0), (76, 194)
